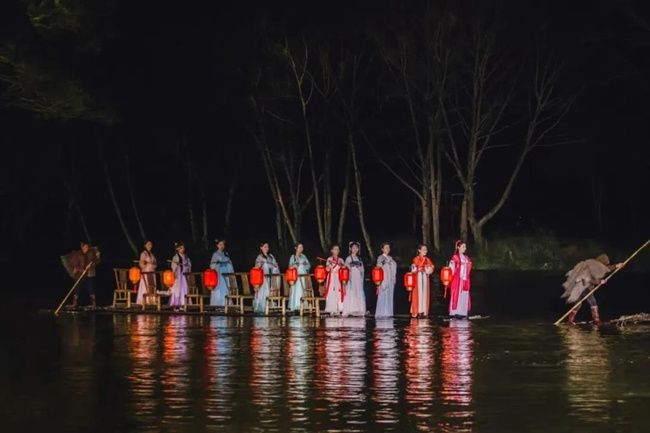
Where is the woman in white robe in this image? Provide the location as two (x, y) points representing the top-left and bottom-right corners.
(169, 242), (191, 308)
(324, 245), (345, 315)
(136, 240), (157, 305)
(342, 242), (366, 317)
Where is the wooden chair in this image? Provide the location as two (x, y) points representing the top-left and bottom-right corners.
(265, 274), (287, 315)
(225, 272), (254, 315)
(185, 272), (210, 312)
(300, 274), (325, 317)
(112, 268), (133, 308)
(140, 272), (162, 311)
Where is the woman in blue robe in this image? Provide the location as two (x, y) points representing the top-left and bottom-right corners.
(253, 242), (280, 314)
(209, 238), (235, 307)
(287, 242), (311, 311)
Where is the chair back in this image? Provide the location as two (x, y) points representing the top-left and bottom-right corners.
(186, 272), (200, 295)
(226, 274), (239, 296)
(270, 274), (283, 297)
(142, 272), (157, 295)
(238, 272), (251, 296)
(113, 268), (129, 291)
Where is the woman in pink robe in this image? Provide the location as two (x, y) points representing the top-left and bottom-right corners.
(136, 241), (157, 305)
(449, 240), (472, 318)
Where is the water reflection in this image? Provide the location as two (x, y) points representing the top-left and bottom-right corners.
(371, 319), (400, 428)
(561, 327), (612, 424)
(203, 316), (236, 423)
(439, 320), (474, 432)
(404, 318), (436, 431)
(249, 317), (285, 428)
(126, 315), (162, 426)
(314, 317), (368, 431)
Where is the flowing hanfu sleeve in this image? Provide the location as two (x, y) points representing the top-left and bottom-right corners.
(270, 255), (280, 274)
(255, 254), (265, 268)
(410, 257), (417, 272)
(424, 258), (434, 275)
(390, 258), (397, 287)
(210, 252), (219, 270)
(139, 251), (148, 270)
(171, 254), (180, 273)
(289, 255), (297, 269)
(303, 256), (311, 272)
(224, 253), (234, 273)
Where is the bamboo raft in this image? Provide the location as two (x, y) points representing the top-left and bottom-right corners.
(61, 268), (327, 317)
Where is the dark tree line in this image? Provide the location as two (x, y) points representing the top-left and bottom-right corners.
(1, 1), (648, 263)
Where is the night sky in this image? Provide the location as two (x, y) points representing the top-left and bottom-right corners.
(1, 0), (649, 267)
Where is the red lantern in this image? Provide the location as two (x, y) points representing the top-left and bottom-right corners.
(163, 269), (176, 288)
(203, 269), (218, 290)
(338, 266), (350, 285)
(440, 266), (452, 287)
(314, 265), (327, 284)
(404, 272), (415, 292)
(249, 267), (264, 288)
(371, 267), (384, 287)
(285, 267), (298, 286)
(128, 266), (141, 285)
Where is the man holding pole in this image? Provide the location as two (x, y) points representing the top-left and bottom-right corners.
(561, 253), (623, 325)
(62, 242), (101, 308)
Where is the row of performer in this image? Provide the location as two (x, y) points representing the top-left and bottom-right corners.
(63, 239), (473, 318)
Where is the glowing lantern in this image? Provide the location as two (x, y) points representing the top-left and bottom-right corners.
(163, 269), (176, 288)
(371, 267), (384, 287)
(128, 266), (141, 285)
(440, 266), (452, 287)
(285, 267), (298, 286)
(404, 272), (415, 292)
(203, 269), (218, 290)
(314, 265), (327, 284)
(338, 266), (350, 285)
(440, 266), (452, 298)
(128, 266), (141, 293)
(249, 267), (264, 288)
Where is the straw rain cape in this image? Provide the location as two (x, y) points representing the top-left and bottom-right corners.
(561, 259), (610, 304)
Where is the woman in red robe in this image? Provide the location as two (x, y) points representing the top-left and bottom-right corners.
(449, 240), (472, 318)
(409, 244), (435, 318)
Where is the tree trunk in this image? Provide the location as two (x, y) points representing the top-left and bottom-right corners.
(223, 174), (238, 237)
(200, 186), (209, 252)
(124, 155), (146, 242)
(103, 162), (138, 256)
(349, 131), (374, 261)
(337, 153), (352, 246)
(323, 154), (332, 249)
(187, 159), (198, 244)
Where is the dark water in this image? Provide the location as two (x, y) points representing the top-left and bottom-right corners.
(2, 312), (650, 433)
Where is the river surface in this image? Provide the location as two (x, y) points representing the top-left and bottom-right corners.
(2, 311), (650, 433)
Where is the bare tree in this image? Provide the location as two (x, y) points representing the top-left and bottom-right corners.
(373, 14), (450, 252)
(124, 155), (146, 242)
(102, 157), (138, 256)
(441, 39), (575, 248)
